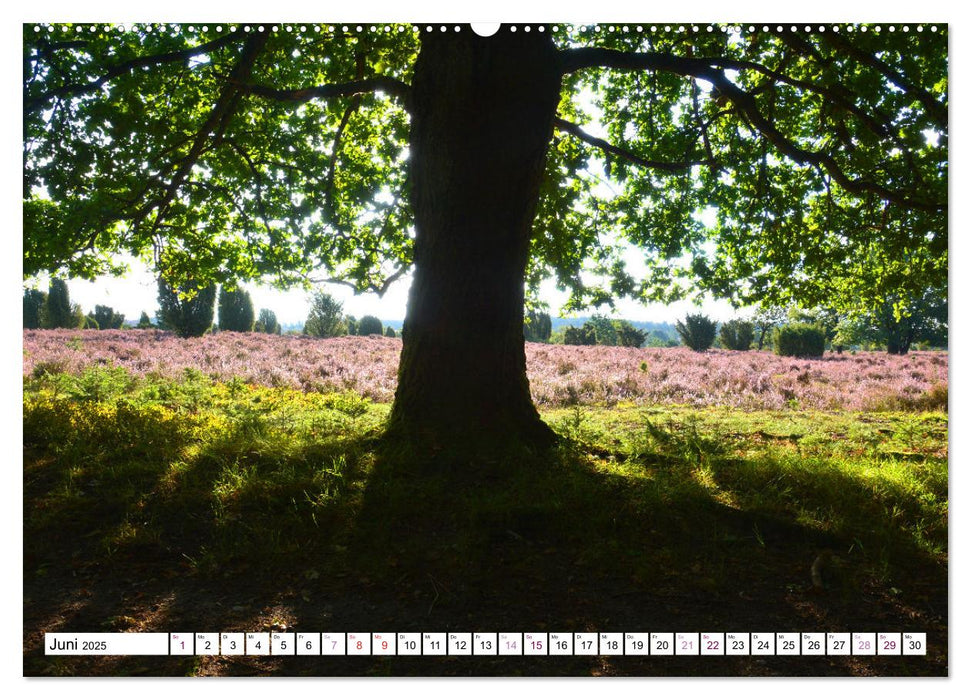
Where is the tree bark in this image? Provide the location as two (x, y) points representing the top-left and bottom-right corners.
(388, 29), (561, 449)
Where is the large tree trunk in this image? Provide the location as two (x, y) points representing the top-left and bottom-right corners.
(388, 29), (561, 449)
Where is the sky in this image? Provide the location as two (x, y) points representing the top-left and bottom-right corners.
(22, 49), (742, 328)
(36, 256), (742, 327)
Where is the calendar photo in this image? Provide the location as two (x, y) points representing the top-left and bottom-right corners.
(21, 14), (948, 677)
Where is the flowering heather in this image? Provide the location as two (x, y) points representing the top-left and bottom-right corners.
(23, 329), (948, 411)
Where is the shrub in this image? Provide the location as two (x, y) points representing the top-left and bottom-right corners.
(384, 326), (397, 338)
(157, 278), (217, 338)
(675, 313), (717, 352)
(614, 320), (647, 348)
(303, 291), (347, 338)
(774, 323), (826, 358)
(23, 289), (47, 329)
(218, 286), (255, 332)
(136, 311), (154, 329)
(524, 311), (552, 342)
(322, 391), (371, 417)
(93, 304), (125, 330)
(719, 319), (754, 351)
(357, 315), (383, 336)
(254, 308), (281, 334)
(585, 315), (617, 346)
(563, 325), (596, 346)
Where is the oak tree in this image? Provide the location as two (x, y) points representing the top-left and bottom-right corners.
(23, 23), (947, 448)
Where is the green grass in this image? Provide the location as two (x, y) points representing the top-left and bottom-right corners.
(22, 369), (948, 675)
(24, 368), (947, 582)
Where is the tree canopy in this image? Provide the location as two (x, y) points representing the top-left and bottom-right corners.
(23, 23), (947, 316)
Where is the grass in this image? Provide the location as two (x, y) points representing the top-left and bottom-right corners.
(23, 368), (948, 676)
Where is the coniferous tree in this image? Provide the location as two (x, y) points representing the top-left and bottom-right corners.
(157, 278), (217, 338)
(218, 286), (255, 332)
(563, 325), (597, 346)
(614, 320), (647, 347)
(43, 279), (79, 328)
(93, 304), (125, 330)
(254, 308), (281, 334)
(303, 291), (347, 338)
(357, 315), (383, 336)
(675, 314), (718, 352)
(524, 310), (552, 342)
(719, 319), (755, 351)
(23, 289), (47, 329)
(137, 311), (154, 329)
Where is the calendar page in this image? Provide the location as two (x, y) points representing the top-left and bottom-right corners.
(21, 7), (948, 680)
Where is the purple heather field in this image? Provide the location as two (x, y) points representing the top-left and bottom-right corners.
(23, 329), (948, 411)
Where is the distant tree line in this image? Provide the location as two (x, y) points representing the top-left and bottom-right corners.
(24, 280), (946, 356)
(23, 279), (122, 330)
(540, 313), (679, 348)
(23, 278), (285, 339)
(673, 301), (946, 357)
(303, 292), (396, 339)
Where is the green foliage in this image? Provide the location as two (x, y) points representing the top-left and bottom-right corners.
(614, 319), (647, 348)
(788, 307), (840, 344)
(254, 308), (281, 334)
(524, 311), (552, 342)
(357, 315), (383, 336)
(560, 315), (646, 347)
(321, 391), (372, 418)
(675, 313), (717, 352)
(774, 323), (827, 358)
(43, 279), (77, 329)
(831, 315), (879, 351)
(218, 285), (255, 332)
(563, 325), (597, 346)
(136, 311), (154, 329)
(157, 278), (217, 338)
(345, 315), (358, 335)
(875, 289), (947, 354)
(718, 319), (754, 351)
(752, 305), (788, 350)
(384, 326), (396, 338)
(303, 291), (347, 338)
(22, 25), (946, 322)
(93, 304), (125, 330)
(584, 314), (617, 346)
(23, 372), (946, 642)
(23, 288), (47, 329)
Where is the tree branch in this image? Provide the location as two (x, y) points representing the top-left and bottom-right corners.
(237, 76), (412, 111)
(553, 117), (716, 173)
(821, 32), (947, 129)
(136, 33), (269, 235)
(24, 32), (244, 115)
(706, 71), (944, 211)
(557, 46), (945, 211)
(323, 47), (367, 222)
(559, 47), (706, 79)
(316, 264), (408, 297)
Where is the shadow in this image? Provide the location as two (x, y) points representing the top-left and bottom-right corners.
(24, 406), (947, 677)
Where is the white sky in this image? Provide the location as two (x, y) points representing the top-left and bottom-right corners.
(22, 58), (743, 327)
(30, 256), (742, 326)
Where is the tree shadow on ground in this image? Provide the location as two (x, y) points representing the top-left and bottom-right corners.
(24, 426), (946, 676)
